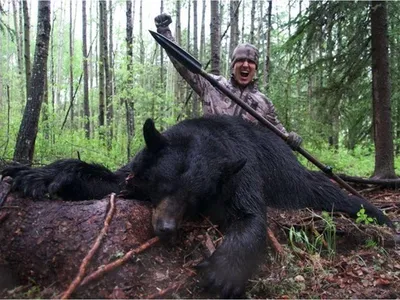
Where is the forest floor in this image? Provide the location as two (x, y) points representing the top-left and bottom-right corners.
(0, 166), (399, 299)
(128, 188), (400, 299)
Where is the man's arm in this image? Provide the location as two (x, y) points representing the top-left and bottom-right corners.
(155, 14), (210, 97)
(261, 94), (303, 150)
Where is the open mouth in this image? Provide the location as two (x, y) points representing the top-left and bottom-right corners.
(240, 71), (249, 78)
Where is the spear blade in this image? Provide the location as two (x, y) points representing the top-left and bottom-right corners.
(149, 30), (202, 74)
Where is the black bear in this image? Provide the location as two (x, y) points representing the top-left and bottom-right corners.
(1, 159), (131, 201)
(2, 115), (392, 298)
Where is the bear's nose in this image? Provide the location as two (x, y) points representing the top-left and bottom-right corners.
(155, 219), (177, 237)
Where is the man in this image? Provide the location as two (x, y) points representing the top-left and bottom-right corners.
(154, 13), (302, 148)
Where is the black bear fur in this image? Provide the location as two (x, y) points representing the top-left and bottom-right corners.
(1, 115), (393, 298)
(2, 159), (130, 201)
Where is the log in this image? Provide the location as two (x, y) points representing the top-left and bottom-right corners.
(1, 181), (398, 299)
(338, 173), (400, 187)
(0, 181), (198, 298)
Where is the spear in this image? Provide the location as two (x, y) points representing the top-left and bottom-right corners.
(149, 30), (363, 199)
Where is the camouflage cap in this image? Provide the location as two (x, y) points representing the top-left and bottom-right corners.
(231, 43), (259, 69)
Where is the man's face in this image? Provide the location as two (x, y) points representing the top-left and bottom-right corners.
(233, 59), (257, 87)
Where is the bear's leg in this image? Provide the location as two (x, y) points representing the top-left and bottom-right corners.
(1, 163), (30, 179)
(48, 169), (120, 201)
(197, 212), (266, 298)
(2, 159), (121, 201)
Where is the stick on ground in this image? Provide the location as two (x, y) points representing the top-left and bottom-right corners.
(147, 277), (189, 299)
(267, 227), (284, 255)
(60, 193), (117, 299)
(80, 236), (160, 287)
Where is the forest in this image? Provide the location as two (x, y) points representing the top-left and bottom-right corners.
(0, 0), (399, 177)
(0, 0), (399, 299)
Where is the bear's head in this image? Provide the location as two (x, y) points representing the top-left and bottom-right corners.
(129, 119), (246, 240)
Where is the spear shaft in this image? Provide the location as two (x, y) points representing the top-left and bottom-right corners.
(149, 30), (364, 199)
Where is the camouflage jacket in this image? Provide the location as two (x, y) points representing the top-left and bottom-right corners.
(158, 27), (287, 134)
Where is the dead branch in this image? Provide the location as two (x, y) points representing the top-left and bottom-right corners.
(200, 214), (224, 238)
(61, 193), (117, 299)
(147, 277), (189, 299)
(80, 236), (160, 287)
(267, 227), (284, 255)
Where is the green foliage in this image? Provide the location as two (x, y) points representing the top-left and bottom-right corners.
(109, 250), (124, 261)
(0, 0), (398, 177)
(356, 205), (377, 225)
(320, 211), (337, 258)
(288, 211), (336, 258)
(364, 238), (377, 249)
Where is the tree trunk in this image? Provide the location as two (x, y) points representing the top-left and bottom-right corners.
(12, 0), (25, 108)
(49, 5), (56, 143)
(229, 0), (239, 59)
(55, 0), (65, 114)
(139, 0), (144, 65)
(13, 0), (51, 164)
(69, 0), (75, 124)
(241, 0), (245, 44)
(199, 0), (206, 63)
(210, 0), (220, 75)
(42, 62), (49, 140)
(326, 17), (339, 149)
(108, 0), (116, 143)
(102, 0), (112, 148)
(12, 0), (23, 77)
(88, 0), (94, 135)
(82, 0), (90, 139)
(98, 1), (105, 131)
(125, 0), (135, 160)
(250, 0), (256, 45)
(370, 1), (396, 179)
(109, 0), (115, 98)
(184, 0), (191, 118)
(22, 0), (31, 98)
(263, 0), (272, 91)
(192, 0), (199, 118)
(191, 0), (199, 118)
(160, 0), (165, 86)
(175, 0), (185, 115)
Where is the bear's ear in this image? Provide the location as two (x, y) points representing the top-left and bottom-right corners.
(220, 158), (247, 180)
(143, 119), (167, 153)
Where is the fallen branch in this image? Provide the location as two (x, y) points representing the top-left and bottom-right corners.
(200, 214), (224, 238)
(267, 227), (284, 255)
(80, 236), (160, 287)
(147, 277), (189, 299)
(61, 193), (117, 299)
(338, 173), (400, 187)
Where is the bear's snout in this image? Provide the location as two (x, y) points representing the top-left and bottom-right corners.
(154, 218), (177, 238)
(151, 196), (187, 240)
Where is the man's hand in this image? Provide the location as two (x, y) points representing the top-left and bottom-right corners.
(287, 131), (302, 150)
(154, 13), (172, 28)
